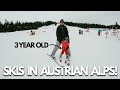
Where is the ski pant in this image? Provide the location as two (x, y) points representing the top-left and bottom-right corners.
(51, 40), (71, 56)
(61, 49), (68, 55)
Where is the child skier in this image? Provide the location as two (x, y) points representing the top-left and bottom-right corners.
(59, 37), (70, 64)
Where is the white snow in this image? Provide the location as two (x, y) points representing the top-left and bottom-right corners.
(0, 24), (120, 79)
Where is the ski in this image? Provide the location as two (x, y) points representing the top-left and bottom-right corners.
(47, 53), (64, 68)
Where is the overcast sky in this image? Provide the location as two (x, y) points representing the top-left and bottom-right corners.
(0, 11), (120, 25)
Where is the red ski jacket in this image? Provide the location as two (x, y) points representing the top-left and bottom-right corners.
(61, 40), (69, 50)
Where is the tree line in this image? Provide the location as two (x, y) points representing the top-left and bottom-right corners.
(64, 22), (120, 29)
(0, 20), (56, 32)
(0, 20), (119, 33)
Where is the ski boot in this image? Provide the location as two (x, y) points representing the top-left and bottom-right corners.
(66, 55), (70, 66)
(51, 54), (56, 60)
(67, 59), (70, 66)
(66, 55), (69, 59)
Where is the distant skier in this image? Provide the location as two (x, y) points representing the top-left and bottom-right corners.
(105, 30), (109, 39)
(50, 19), (71, 59)
(85, 28), (89, 32)
(98, 30), (101, 36)
(59, 37), (70, 63)
(79, 30), (83, 35)
(30, 30), (35, 35)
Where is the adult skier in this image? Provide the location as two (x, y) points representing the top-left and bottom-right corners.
(50, 19), (71, 59)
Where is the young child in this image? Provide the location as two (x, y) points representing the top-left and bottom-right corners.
(59, 37), (70, 63)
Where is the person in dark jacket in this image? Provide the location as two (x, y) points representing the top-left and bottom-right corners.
(98, 30), (102, 36)
(79, 30), (83, 35)
(51, 19), (71, 59)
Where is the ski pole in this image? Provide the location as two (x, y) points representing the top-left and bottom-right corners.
(49, 44), (61, 49)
